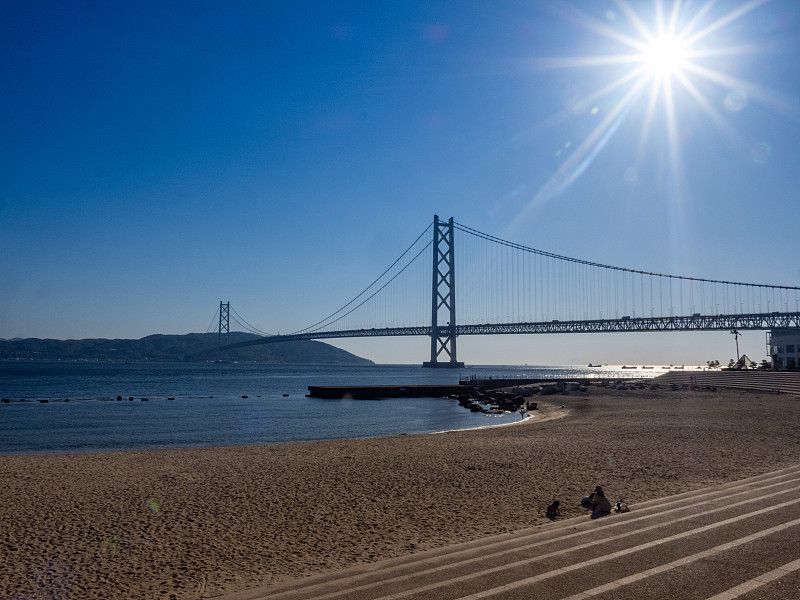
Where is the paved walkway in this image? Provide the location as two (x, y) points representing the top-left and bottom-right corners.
(219, 464), (800, 600)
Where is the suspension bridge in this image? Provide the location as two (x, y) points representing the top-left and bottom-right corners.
(210, 215), (800, 367)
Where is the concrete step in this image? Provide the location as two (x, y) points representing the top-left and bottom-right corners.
(218, 464), (800, 600)
(655, 372), (800, 396)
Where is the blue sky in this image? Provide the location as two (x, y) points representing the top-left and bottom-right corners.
(2, 0), (799, 365)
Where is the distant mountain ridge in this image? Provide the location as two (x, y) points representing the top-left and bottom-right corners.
(0, 332), (373, 364)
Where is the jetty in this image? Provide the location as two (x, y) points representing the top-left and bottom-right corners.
(307, 384), (469, 400)
(459, 376), (579, 390)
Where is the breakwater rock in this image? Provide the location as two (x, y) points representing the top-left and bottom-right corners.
(453, 380), (594, 414)
(452, 389), (530, 414)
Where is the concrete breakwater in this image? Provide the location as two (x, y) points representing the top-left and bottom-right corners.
(306, 384), (469, 400)
(305, 383), (532, 414)
(307, 379), (592, 415)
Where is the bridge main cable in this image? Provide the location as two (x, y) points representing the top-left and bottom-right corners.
(287, 222), (433, 336)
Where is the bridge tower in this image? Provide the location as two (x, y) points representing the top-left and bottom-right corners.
(218, 301), (230, 346)
(423, 215), (464, 368)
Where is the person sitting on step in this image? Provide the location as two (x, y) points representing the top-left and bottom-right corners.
(590, 487), (613, 518)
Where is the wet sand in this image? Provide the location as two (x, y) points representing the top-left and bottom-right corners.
(3, 385), (800, 599)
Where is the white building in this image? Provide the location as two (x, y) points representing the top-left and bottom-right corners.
(768, 328), (800, 370)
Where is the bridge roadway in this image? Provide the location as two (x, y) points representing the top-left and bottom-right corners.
(221, 312), (800, 350)
(217, 464), (800, 600)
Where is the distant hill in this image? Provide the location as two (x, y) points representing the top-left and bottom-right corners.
(0, 332), (373, 364)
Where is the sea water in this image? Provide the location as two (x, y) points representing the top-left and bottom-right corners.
(0, 362), (668, 455)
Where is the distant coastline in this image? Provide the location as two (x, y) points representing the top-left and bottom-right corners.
(0, 332), (373, 365)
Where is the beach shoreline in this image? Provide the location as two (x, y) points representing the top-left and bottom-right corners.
(3, 385), (800, 599)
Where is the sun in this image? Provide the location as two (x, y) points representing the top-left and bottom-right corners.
(641, 34), (689, 79)
(523, 0), (779, 205)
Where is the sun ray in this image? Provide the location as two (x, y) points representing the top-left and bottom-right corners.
(539, 64), (649, 129)
(683, 0), (769, 47)
(654, 0), (668, 37)
(673, 69), (741, 140)
(612, 0), (660, 48)
(553, 2), (651, 52)
(529, 73), (652, 204)
(682, 62), (800, 117)
(687, 42), (780, 60)
(673, 0), (717, 43)
(665, 0), (684, 38)
(634, 77), (663, 169)
(574, 66), (650, 111)
(663, 75), (679, 172)
(531, 53), (644, 70)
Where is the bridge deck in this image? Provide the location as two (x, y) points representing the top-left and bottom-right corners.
(219, 313), (800, 352)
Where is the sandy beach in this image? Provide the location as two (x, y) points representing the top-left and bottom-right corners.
(3, 385), (800, 599)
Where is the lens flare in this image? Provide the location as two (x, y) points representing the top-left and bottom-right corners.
(750, 141), (772, 164)
(100, 534), (125, 558)
(146, 497), (162, 514)
(724, 89), (749, 112)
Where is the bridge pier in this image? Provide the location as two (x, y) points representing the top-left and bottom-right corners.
(423, 215), (464, 368)
(422, 358), (464, 368)
(218, 301), (230, 347)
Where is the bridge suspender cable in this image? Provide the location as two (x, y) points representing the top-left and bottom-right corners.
(228, 304), (273, 337)
(453, 221), (800, 292)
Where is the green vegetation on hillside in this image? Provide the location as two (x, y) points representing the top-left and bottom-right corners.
(0, 332), (373, 364)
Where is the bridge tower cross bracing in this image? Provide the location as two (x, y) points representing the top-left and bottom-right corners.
(218, 301), (230, 346)
(423, 215), (464, 368)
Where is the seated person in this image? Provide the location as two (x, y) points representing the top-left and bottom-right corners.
(546, 500), (561, 519)
(581, 485), (604, 509)
(591, 493), (613, 519)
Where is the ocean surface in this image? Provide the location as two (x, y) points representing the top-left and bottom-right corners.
(0, 362), (671, 455)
